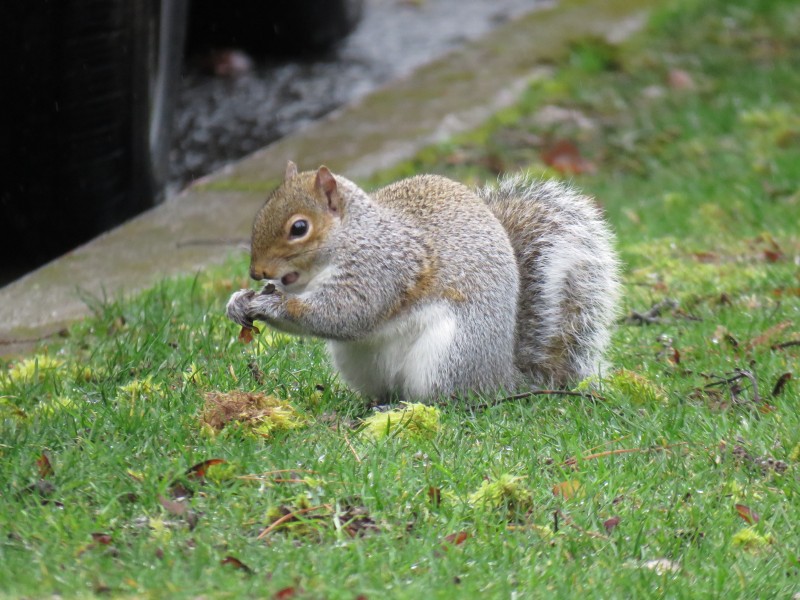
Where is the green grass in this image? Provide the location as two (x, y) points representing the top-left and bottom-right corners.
(2, 0), (800, 597)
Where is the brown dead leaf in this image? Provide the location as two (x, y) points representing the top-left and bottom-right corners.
(439, 531), (471, 553)
(427, 486), (442, 507)
(443, 531), (471, 547)
(238, 325), (259, 344)
(186, 458), (226, 480)
(91, 532), (113, 545)
(274, 586), (299, 599)
(541, 139), (596, 175)
(772, 287), (800, 298)
(735, 504), (760, 525)
(669, 347), (681, 365)
(691, 251), (721, 264)
(36, 453), (54, 478)
(771, 373), (792, 397)
(221, 555), (254, 574)
(603, 516), (621, 533)
(339, 504), (380, 538)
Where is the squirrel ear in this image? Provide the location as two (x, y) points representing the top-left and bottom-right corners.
(314, 166), (342, 213)
(284, 160), (298, 180)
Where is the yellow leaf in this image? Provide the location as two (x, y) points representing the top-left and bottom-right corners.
(552, 480), (583, 500)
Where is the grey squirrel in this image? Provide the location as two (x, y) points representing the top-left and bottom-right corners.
(226, 161), (620, 401)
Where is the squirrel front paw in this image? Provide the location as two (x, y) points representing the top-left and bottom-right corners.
(245, 285), (283, 322)
(226, 289), (257, 328)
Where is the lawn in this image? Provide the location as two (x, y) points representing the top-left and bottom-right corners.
(2, 0), (799, 597)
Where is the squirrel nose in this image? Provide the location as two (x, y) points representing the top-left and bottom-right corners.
(250, 268), (272, 281)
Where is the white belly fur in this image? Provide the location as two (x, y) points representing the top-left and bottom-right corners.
(328, 302), (457, 399)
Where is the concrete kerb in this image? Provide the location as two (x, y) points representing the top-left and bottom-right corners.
(0, 0), (655, 357)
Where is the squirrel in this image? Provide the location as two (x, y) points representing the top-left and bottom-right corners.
(226, 161), (620, 402)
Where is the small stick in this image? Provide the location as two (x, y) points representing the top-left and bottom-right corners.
(472, 389), (606, 411)
(623, 298), (678, 325)
(734, 368), (761, 403)
(343, 431), (363, 464)
(256, 504), (331, 539)
(560, 442), (688, 467)
(772, 340), (800, 350)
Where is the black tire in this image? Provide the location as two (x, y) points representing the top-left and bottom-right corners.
(186, 0), (365, 56)
(0, 0), (187, 276)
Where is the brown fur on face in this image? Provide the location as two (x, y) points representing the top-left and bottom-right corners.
(250, 168), (339, 281)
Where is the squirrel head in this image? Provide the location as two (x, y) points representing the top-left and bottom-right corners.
(249, 161), (343, 289)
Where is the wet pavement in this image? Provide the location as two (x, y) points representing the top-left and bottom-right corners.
(171, 0), (545, 187)
(1, 0), (657, 357)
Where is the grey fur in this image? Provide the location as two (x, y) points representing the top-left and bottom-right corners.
(479, 174), (621, 386)
(227, 170), (620, 400)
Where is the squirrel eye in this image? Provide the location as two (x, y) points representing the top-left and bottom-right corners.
(289, 219), (309, 238)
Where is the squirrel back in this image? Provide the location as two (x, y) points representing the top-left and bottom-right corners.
(480, 174), (621, 387)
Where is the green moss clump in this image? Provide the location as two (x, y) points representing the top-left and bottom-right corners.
(360, 402), (441, 441)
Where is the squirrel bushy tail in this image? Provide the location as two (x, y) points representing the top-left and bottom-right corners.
(479, 174), (621, 387)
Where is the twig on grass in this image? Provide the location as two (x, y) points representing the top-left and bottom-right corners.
(560, 442), (689, 468)
(257, 504), (332, 539)
(471, 389), (607, 412)
(623, 298), (678, 325)
(238, 469), (318, 483)
(705, 369), (761, 405)
(771, 339), (800, 350)
(343, 431), (363, 464)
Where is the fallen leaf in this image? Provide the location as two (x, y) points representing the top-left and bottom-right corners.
(36, 453), (54, 478)
(443, 531), (471, 547)
(238, 325), (259, 344)
(772, 287), (800, 297)
(274, 587), (298, 599)
(669, 348), (681, 365)
(771, 372), (792, 397)
(691, 251), (721, 264)
(221, 555), (254, 574)
(541, 139), (596, 175)
(552, 480), (583, 500)
(427, 486), (442, 507)
(603, 516), (621, 533)
(91, 533), (113, 545)
(186, 458), (226, 480)
(735, 504), (760, 525)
